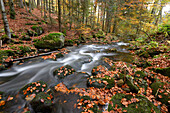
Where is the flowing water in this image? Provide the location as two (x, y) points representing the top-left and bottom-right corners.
(0, 42), (132, 113)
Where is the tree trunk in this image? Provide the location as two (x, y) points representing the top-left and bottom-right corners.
(0, 0), (11, 39)
(20, 0), (24, 8)
(63, 0), (65, 16)
(9, 0), (16, 19)
(58, 0), (61, 32)
(44, 0), (46, 20)
(37, 0), (40, 8)
(102, 1), (106, 31)
(29, 0), (31, 12)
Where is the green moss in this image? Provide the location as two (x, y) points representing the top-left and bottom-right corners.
(48, 32), (64, 38)
(126, 75), (139, 93)
(108, 93), (161, 113)
(53, 65), (75, 79)
(155, 67), (170, 77)
(30, 92), (53, 113)
(20, 81), (48, 98)
(0, 50), (14, 62)
(25, 23), (38, 25)
(31, 26), (44, 36)
(80, 96), (101, 113)
(150, 82), (169, 106)
(135, 71), (147, 78)
(150, 82), (164, 95)
(65, 39), (73, 46)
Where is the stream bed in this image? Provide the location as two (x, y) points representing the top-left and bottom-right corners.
(0, 42), (133, 113)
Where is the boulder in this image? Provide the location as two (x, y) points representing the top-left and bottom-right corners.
(31, 26), (44, 36)
(19, 81), (48, 98)
(53, 65), (75, 79)
(30, 92), (53, 113)
(20, 35), (31, 41)
(108, 93), (161, 113)
(64, 39), (73, 46)
(155, 67), (170, 77)
(34, 33), (65, 50)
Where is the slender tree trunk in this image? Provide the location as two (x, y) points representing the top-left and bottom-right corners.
(37, 0), (40, 8)
(45, 0), (48, 10)
(97, 4), (100, 24)
(44, 0), (46, 20)
(40, 0), (42, 17)
(155, 2), (163, 25)
(29, 0), (31, 12)
(0, 0), (11, 39)
(102, 1), (106, 31)
(24, 0), (28, 13)
(63, 0), (65, 16)
(69, 0), (71, 29)
(58, 0), (61, 32)
(9, 0), (16, 19)
(20, 0), (24, 8)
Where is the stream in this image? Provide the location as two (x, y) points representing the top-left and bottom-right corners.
(0, 42), (132, 113)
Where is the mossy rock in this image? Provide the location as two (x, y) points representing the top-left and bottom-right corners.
(134, 71), (147, 78)
(64, 39), (73, 46)
(80, 96), (101, 113)
(55, 53), (64, 59)
(150, 82), (164, 95)
(31, 26), (44, 36)
(20, 35), (31, 41)
(0, 50), (14, 62)
(30, 92), (53, 113)
(102, 75), (115, 89)
(20, 81), (48, 98)
(150, 82), (169, 106)
(87, 78), (106, 88)
(96, 30), (105, 38)
(11, 34), (19, 38)
(53, 65), (75, 79)
(87, 76), (114, 89)
(155, 67), (170, 77)
(27, 29), (38, 36)
(91, 66), (104, 76)
(34, 33), (65, 50)
(0, 35), (11, 44)
(125, 75), (139, 93)
(108, 93), (161, 113)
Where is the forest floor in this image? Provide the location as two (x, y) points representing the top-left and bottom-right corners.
(0, 7), (170, 113)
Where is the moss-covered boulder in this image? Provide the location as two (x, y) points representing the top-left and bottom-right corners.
(155, 67), (170, 77)
(20, 35), (31, 41)
(0, 35), (11, 44)
(150, 82), (169, 106)
(96, 30), (105, 38)
(87, 75), (115, 89)
(30, 92), (53, 113)
(20, 81), (48, 98)
(34, 33), (65, 50)
(134, 71), (147, 78)
(0, 50), (14, 62)
(108, 93), (161, 113)
(64, 39), (73, 46)
(11, 34), (19, 38)
(53, 65), (75, 79)
(31, 26), (44, 36)
(79, 96), (101, 113)
(27, 29), (38, 36)
(125, 75), (139, 93)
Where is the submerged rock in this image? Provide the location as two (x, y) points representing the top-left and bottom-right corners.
(108, 93), (161, 113)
